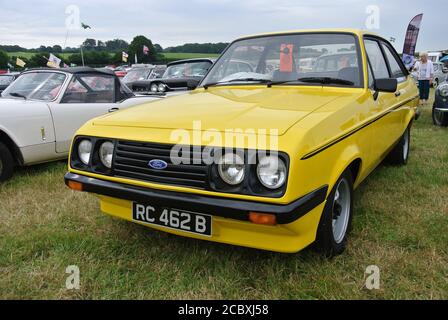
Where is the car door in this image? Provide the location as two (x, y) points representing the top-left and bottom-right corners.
(49, 74), (118, 153)
(364, 38), (406, 163)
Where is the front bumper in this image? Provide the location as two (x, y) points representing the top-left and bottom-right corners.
(65, 172), (328, 252)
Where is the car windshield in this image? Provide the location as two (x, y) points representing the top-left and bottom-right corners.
(0, 75), (15, 86)
(163, 61), (212, 79)
(123, 68), (153, 82)
(3, 72), (66, 101)
(202, 33), (362, 87)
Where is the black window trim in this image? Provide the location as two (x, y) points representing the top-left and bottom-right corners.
(61, 73), (118, 104)
(199, 31), (365, 89)
(363, 35), (409, 83)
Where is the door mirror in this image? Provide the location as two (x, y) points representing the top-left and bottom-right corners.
(186, 79), (200, 90)
(374, 78), (398, 93)
(443, 67), (448, 73)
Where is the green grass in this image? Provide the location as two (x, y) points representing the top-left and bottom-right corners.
(0, 94), (447, 299)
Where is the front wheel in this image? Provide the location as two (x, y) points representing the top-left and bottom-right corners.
(0, 142), (14, 182)
(386, 126), (411, 165)
(315, 169), (354, 257)
(433, 106), (448, 127)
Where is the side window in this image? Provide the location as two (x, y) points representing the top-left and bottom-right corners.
(61, 78), (89, 103)
(62, 75), (115, 104)
(381, 43), (405, 79)
(364, 39), (390, 79)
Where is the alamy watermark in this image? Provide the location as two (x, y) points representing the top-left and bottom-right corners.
(365, 5), (380, 30)
(365, 265), (380, 290)
(169, 121), (280, 166)
(66, 265), (80, 290)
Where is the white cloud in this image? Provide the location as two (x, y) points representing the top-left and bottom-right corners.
(0, 0), (446, 52)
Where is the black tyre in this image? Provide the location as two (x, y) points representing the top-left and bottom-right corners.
(315, 169), (354, 257)
(386, 126), (411, 165)
(0, 142), (14, 182)
(432, 106), (448, 127)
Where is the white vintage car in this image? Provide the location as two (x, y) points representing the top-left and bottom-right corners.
(0, 67), (160, 181)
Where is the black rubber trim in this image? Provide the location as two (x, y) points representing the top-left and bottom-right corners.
(65, 173), (328, 225)
(301, 95), (418, 160)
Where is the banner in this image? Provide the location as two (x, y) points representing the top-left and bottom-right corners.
(16, 57), (26, 68)
(47, 53), (61, 68)
(402, 14), (423, 70)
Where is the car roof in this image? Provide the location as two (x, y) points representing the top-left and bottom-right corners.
(236, 28), (380, 41)
(0, 72), (20, 76)
(167, 58), (216, 66)
(23, 67), (115, 76)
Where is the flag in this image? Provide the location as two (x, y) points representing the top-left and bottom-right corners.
(143, 45), (150, 55)
(402, 14), (423, 70)
(81, 23), (91, 30)
(47, 53), (61, 68)
(122, 52), (129, 63)
(16, 57), (26, 68)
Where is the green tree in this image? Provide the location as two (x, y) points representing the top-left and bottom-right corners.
(105, 39), (129, 51)
(153, 44), (163, 53)
(128, 35), (156, 64)
(0, 50), (9, 69)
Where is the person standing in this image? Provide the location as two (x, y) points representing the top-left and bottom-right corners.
(413, 52), (434, 105)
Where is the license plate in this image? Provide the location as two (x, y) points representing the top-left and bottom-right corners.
(132, 203), (212, 237)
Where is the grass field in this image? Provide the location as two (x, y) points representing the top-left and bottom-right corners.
(0, 95), (447, 300)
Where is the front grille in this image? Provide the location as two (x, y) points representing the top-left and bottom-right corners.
(113, 140), (209, 189)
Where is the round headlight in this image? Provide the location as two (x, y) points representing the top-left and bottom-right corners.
(158, 83), (166, 92)
(218, 153), (245, 186)
(150, 84), (159, 93)
(257, 156), (287, 189)
(438, 84), (448, 97)
(99, 141), (115, 169)
(78, 140), (92, 165)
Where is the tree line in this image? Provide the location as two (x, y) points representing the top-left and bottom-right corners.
(0, 37), (228, 69)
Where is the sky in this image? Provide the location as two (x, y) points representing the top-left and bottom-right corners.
(0, 0), (447, 52)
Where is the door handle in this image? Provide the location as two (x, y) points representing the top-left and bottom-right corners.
(395, 91), (401, 97)
(108, 107), (120, 113)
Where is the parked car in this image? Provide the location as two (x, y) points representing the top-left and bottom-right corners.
(114, 65), (131, 78)
(65, 29), (418, 256)
(411, 61), (447, 88)
(128, 58), (215, 94)
(432, 80), (448, 126)
(0, 67), (161, 182)
(0, 72), (20, 94)
(122, 64), (167, 86)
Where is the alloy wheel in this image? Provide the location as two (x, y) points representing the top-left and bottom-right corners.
(332, 178), (351, 244)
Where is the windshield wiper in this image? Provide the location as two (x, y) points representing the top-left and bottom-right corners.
(204, 78), (271, 89)
(296, 77), (354, 86)
(9, 92), (27, 100)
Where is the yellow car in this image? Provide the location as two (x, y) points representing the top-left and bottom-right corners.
(65, 29), (419, 256)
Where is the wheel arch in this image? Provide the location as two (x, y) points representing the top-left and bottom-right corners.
(326, 144), (364, 197)
(0, 130), (24, 165)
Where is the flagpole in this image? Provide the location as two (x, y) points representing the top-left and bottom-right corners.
(80, 45), (85, 66)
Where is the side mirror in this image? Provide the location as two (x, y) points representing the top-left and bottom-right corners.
(186, 80), (199, 90)
(373, 78), (398, 100)
(443, 67), (448, 73)
(375, 78), (398, 93)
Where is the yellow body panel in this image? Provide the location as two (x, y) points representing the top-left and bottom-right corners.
(67, 29), (419, 253)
